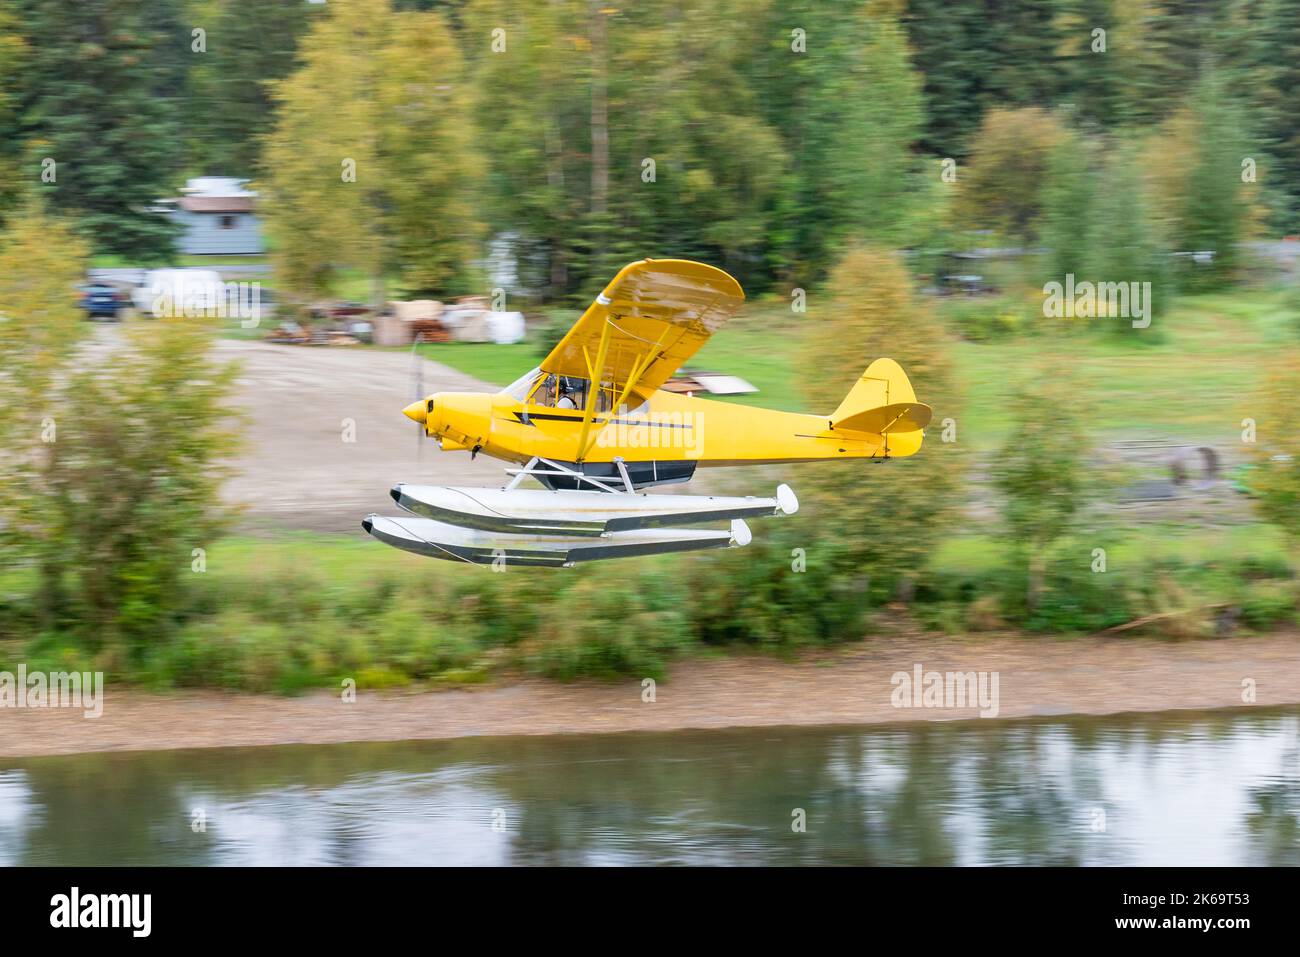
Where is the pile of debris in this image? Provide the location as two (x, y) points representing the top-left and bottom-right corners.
(374, 296), (525, 346)
(264, 295), (526, 348)
(266, 322), (363, 346)
(379, 300), (450, 344)
(266, 300), (372, 346)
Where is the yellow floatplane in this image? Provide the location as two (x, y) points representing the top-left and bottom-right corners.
(364, 258), (930, 566)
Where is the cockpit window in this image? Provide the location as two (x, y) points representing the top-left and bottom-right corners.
(529, 373), (559, 407)
(501, 367), (652, 416)
(527, 373), (615, 412)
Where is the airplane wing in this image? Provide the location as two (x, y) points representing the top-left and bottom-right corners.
(539, 259), (745, 398)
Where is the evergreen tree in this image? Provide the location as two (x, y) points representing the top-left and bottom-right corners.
(468, 0), (792, 298)
(185, 0), (322, 177)
(980, 0), (1066, 113)
(746, 0), (925, 283)
(0, 0), (27, 220)
(1270, 0), (1300, 228)
(1060, 0), (1121, 129)
(1089, 138), (1172, 328)
(1180, 66), (1248, 286)
(1040, 129), (1098, 281)
(1255, 0), (1300, 229)
(611, 0), (788, 285)
(824, 8), (926, 250)
(13, 0), (185, 261)
(902, 0), (994, 154)
(464, 0), (590, 295)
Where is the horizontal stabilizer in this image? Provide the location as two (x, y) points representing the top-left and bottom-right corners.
(833, 401), (932, 435)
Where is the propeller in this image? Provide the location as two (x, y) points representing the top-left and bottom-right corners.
(410, 331), (425, 463)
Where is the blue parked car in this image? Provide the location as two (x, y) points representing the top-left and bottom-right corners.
(81, 282), (128, 320)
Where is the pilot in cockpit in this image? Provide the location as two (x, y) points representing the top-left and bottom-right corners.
(556, 378), (579, 409)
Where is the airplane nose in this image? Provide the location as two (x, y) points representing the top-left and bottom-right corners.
(403, 400), (427, 424)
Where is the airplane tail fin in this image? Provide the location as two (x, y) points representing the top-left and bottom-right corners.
(830, 358), (932, 437)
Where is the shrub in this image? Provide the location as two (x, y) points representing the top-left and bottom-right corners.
(942, 295), (1031, 342)
(997, 554), (1134, 634)
(1238, 581), (1297, 630)
(521, 572), (691, 680)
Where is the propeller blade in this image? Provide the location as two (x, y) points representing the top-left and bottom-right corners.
(411, 331), (425, 461)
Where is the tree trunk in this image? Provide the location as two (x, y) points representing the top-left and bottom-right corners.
(547, 121), (568, 298)
(550, 246), (568, 296)
(589, 3), (608, 217)
(1027, 547), (1046, 613)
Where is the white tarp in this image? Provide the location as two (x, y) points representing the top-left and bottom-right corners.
(487, 311), (525, 345)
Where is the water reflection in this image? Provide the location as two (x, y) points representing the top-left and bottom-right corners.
(2, 709), (1297, 865)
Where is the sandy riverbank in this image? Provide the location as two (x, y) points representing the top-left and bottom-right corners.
(3, 632), (1298, 758)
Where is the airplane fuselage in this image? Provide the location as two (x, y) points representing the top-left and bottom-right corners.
(423, 387), (919, 471)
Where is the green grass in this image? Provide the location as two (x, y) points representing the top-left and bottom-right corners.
(90, 254), (271, 269)
(211, 523), (1288, 587)
(686, 297), (806, 412)
(931, 522), (1290, 575)
(411, 341), (539, 387)
(208, 533), (427, 579)
(951, 286), (1298, 447)
(176, 254), (270, 267)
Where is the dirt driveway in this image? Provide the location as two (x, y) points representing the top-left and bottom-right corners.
(88, 325), (506, 532)
(216, 336), (506, 532)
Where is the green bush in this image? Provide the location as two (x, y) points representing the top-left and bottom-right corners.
(688, 535), (869, 648)
(1238, 581), (1297, 629)
(521, 572), (692, 680)
(941, 294), (1032, 342)
(993, 553), (1134, 634)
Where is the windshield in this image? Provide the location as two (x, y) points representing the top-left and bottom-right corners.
(503, 366), (647, 415)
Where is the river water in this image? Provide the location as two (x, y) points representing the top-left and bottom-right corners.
(2, 709), (1297, 866)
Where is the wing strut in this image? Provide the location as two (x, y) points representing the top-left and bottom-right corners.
(575, 319), (613, 462)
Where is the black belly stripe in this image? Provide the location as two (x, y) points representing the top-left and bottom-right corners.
(508, 411), (692, 429)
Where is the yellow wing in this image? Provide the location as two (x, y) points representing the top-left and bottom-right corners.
(540, 259), (745, 397)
